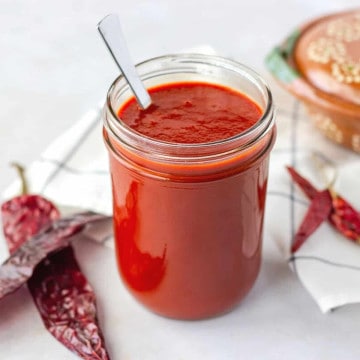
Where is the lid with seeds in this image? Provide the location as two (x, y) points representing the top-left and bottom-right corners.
(294, 11), (360, 105)
(266, 9), (360, 153)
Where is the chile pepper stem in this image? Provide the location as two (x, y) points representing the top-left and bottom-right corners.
(311, 152), (338, 191)
(11, 163), (28, 195)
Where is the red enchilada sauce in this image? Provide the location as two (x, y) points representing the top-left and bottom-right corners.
(110, 81), (269, 319)
(118, 82), (261, 143)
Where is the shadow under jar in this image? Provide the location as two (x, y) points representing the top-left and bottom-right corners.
(103, 54), (276, 320)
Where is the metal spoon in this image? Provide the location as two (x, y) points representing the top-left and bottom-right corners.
(97, 14), (152, 109)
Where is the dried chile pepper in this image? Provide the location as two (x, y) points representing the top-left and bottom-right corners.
(287, 166), (360, 252)
(28, 247), (109, 360)
(286, 165), (318, 200)
(0, 211), (107, 299)
(291, 189), (333, 253)
(329, 195), (360, 243)
(1, 164), (60, 253)
(2, 194), (60, 253)
(1, 164), (110, 359)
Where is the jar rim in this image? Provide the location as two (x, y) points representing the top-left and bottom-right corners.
(104, 53), (275, 161)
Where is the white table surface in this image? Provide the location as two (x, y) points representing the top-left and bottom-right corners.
(1, 0), (360, 359)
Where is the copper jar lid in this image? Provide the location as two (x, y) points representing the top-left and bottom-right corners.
(266, 9), (360, 153)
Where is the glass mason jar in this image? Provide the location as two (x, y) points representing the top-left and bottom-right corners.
(103, 54), (276, 320)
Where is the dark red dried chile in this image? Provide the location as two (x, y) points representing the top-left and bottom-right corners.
(0, 191), (110, 359)
(287, 166), (360, 253)
(28, 247), (109, 360)
(1, 194), (60, 253)
(0, 211), (106, 299)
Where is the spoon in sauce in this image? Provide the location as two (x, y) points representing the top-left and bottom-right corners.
(97, 14), (152, 109)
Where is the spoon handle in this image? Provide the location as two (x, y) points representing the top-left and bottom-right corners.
(98, 14), (152, 109)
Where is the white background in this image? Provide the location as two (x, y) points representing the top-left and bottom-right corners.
(1, 0), (360, 359)
(2, 0), (358, 191)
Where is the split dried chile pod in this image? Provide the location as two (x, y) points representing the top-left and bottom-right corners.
(329, 194), (360, 242)
(266, 10), (360, 152)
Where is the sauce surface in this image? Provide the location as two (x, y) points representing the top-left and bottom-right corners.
(117, 82), (262, 143)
